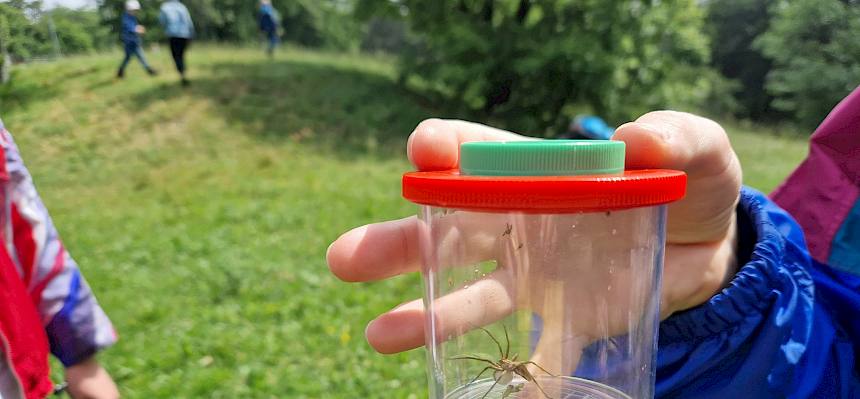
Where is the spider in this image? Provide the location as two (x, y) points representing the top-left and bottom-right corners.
(502, 223), (513, 237)
(451, 326), (556, 399)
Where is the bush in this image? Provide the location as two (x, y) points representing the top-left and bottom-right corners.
(756, 0), (860, 129)
(47, 8), (113, 54)
(369, 0), (716, 134)
(706, 0), (776, 120)
(360, 18), (409, 54)
(0, 3), (42, 61)
(0, 3), (110, 61)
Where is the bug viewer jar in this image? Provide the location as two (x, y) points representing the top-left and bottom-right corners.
(402, 141), (687, 399)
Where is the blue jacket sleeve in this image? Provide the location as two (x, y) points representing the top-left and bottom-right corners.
(655, 187), (860, 398)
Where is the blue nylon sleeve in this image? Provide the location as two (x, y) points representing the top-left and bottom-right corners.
(655, 187), (859, 398)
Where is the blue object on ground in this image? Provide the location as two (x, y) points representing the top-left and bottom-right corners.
(570, 115), (615, 140)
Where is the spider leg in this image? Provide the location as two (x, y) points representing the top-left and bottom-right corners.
(522, 361), (557, 377)
(449, 355), (500, 368)
(468, 366), (495, 386)
(478, 327), (505, 359)
(515, 367), (553, 399)
(480, 371), (506, 399)
(503, 324), (511, 359)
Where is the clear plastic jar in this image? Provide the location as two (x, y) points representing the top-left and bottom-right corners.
(402, 141), (686, 399)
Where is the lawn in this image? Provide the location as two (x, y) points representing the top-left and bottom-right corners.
(0, 46), (808, 398)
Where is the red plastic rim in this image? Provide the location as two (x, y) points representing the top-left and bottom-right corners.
(402, 169), (687, 213)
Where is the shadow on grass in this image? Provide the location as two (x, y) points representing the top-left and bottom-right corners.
(87, 78), (119, 91)
(0, 73), (60, 113)
(130, 57), (440, 159)
(0, 63), (105, 113)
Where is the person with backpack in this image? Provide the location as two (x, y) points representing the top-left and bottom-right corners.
(159, 0), (194, 86)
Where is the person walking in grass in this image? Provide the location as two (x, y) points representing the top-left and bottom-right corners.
(117, 0), (156, 79)
(258, 0), (281, 57)
(159, 0), (194, 86)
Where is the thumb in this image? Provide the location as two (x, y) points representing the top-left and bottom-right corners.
(613, 111), (741, 243)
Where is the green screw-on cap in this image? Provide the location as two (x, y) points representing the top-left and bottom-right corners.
(459, 140), (625, 176)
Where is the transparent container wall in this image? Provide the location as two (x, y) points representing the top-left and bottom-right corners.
(418, 205), (667, 399)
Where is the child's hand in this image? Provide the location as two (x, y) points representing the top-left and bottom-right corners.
(327, 112), (741, 355)
(65, 356), (120, 399)
(135, 25), (146, 34)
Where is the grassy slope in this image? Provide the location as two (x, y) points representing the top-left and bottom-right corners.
(0, 46), (807, 398)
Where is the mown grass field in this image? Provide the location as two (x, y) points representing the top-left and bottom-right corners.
(0, 46), (808, 398)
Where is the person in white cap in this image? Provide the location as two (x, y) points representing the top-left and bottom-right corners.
(116, 0), (157, 78)
(258, 0), (281, 57)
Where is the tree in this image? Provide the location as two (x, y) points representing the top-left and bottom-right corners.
(706, 0), (776, 120)
(360, 17), (409, 54)
(358, 0), (715, 134)
(756, 0), (860, 128)
(0, 2), (111, 63)
(0, 3), (43, 61)
(279, 0), (360, 50)
(0, 13), (11, 84)
(39, 8), (112, 55)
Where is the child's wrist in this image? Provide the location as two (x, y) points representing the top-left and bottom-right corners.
(661, 214), (739, 318)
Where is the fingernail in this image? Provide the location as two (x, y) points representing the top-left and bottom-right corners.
(615, 122), (635, 131)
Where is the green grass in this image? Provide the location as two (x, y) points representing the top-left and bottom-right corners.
(725, 123), (809, 193)
(0, 46), (808, 398)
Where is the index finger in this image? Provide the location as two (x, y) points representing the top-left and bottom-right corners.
(328, 120), (532, 282)
(327, 212), (507, 283)
(407, 119), (533, 171)
(612, 111), (742, 243)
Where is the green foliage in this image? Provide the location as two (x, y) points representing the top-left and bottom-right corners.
(280, 0), (361, 50)
(360, 18), (409, 54)
(0, 14), (10, 84)
(0, 47), (805, 397)
(46, 8), (114, 54)
(706, 0), (775, 120)
(0, 2), (42, 60)
(0, 2), (110, 61)
(365, 0), (715, 134)
(756, 0), (860, 129)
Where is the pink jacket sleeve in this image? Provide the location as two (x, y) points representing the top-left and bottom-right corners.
(0, 124), (116, 367)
